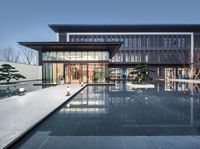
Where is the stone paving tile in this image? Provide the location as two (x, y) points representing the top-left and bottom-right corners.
(0, 129), (23, 149)
(122, 136), (155, 149)
(96, 136), (125, 149)
(40, 136), (70, 149)
(0, 84), (86, 149)
(148, 136), (200, 149)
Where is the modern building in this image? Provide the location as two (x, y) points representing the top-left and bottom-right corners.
(19, 24), (200, 83)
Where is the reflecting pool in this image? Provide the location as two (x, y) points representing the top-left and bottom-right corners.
(11, 81), (200, 149)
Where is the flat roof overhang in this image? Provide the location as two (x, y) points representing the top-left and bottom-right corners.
(48, 24), (200, 33)
(18, 42), (122, 58)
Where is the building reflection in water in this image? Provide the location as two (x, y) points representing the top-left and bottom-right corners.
(110, 80), (200, 95)
(57, 81), (200, 136)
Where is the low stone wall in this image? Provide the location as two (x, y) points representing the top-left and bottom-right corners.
(0, 61), (42, 82)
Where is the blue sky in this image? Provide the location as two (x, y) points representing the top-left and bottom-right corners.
(0, 0), (200, 49)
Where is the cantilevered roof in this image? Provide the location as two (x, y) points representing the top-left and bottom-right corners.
(18, 42), (122, 58)
(48, 24), (200, 33)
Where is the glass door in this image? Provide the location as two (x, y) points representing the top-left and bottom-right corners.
(70, 64), (80, 83)
(65, 64), (87, 83)
(81, 64), (87, 83)
(65, 64), (80, 83)
(88, 64), (94, 83)
(65, 63), (105, 83)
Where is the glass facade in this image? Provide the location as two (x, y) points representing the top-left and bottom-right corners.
(42, 51), (109, 83)
(19, 25), (200, 83)
(44, 31), (199, 82)
(43, 63), (107, 83)
(69, 34), (190, 49)
(42, 51), (109, 61)
(65, 34), (192, 80)
(67, 34), (191, 64)
(109, 68), (123, 80)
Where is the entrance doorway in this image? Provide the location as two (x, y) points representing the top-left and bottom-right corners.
(65, 63), (106, 83)
(65, 64), (87, 83)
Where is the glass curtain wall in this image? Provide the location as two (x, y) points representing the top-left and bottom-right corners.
(43, 63), (53, 83)
(43, 63), (64, 83)
(42, 51), (109, 61)
(66, 64), (88, 83)
(43, 63), (107, 83)
(68, 34), (191, 64)
(42, 51), (109, 83)
(109, 68), (123, 80)
(65, 63), (106, 83)
(88, 63), (106, 83)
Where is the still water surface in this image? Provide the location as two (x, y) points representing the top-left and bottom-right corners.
(11, 81), (200, 149)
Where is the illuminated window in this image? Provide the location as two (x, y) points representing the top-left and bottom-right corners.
(50, 52), (56, 60)
(57, 52), (63, 60)
(82, 52), (87, 61)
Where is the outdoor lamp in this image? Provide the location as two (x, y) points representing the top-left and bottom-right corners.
(19, 87), (25, 95)
(66, 86), (71, 96)
(81, 81), (83, 87)
(61, 79), (64, 85)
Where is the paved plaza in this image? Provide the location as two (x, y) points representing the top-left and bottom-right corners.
(0, 84), (86, 148)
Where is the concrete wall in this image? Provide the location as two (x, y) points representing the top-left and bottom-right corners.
(0, 61), (42, 82)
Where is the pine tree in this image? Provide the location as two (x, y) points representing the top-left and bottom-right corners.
(129, 62), (153, 84)
(0, 64), (26, 84)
